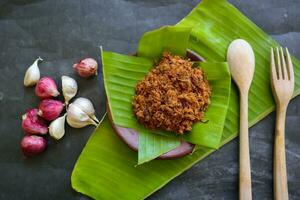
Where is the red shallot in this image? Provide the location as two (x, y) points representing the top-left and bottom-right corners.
(21, 135), (47, 156)
(35, 77), (60, 99)
(73, 58), (98, 78)
(22, 109), (48, 135)
(38, 99), (64, 121)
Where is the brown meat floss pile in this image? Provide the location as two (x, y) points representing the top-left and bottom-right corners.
(133, 52), (211, 134)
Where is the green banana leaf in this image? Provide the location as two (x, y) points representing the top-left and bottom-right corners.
(138, 129), (180, 165)
(103, 26), (231, 149)
(102, 51), (153, 129)
(72, 0), (300, 199)
(137, 26), (191, 60)
(72, 117), (215, 200)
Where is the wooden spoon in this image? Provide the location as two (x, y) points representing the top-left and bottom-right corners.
(227, 39), (255, 200)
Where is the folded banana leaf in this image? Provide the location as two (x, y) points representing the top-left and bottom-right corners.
(137, 26), (191, 60)
(102, 47), (231, 151)
(103, 44), (231, 162)
(72, 0), (300, 199)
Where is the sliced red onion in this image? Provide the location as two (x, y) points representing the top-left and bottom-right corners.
(22, 109), (48, 135)
(35, 77), (60, 99)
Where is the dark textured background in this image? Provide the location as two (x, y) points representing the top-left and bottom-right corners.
(0, 0), (299, 199)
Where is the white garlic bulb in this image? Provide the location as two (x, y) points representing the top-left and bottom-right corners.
(49, 114), (66, 140)
(24, 57), (43, 87)
(73, 97), (99, 122)
(62, 76), (78, 105)
(66, 103), (98, 128)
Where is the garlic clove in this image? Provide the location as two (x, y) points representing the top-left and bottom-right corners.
(49, 114), (66, 140)
(90, 114), (100, 123)
(73, 58), (98, 78)
(24, 57), (43, 87)
(66, 103), (98, 128)
(38, 99), (64, 121)
(62, 76), (78, 105)
(66, 115), (97, 128)
(35, 77), (60, 99)
(72, 97), (99, 123)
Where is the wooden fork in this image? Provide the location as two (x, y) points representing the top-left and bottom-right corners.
(270, 47), (294, 200)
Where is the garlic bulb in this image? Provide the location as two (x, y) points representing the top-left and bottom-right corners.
(73, 97), (99, 122)
(62, 76), (78, 105)
(49, 114), (66, 140)
(66, 103), (98, 128)
(24, 57), (43, 87)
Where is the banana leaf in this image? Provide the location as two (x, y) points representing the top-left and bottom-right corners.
(72, 117), (215, 200)
(72, 0), (300, 199)
(137, 26), (191, 60)
(103, 45), (230, 162)
(103, 27), (231, 149)
(138, 129), (180, 164)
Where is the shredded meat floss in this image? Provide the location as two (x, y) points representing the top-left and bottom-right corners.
(133, 52), (211, 134)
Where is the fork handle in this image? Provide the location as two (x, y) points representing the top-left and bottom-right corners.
(239, 92), (252, 200)
(274, 105), (289, 200)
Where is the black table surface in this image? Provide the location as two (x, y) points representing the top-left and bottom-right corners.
(0, 0), (299, 199)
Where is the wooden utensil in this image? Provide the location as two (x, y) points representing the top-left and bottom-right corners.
(270, 47), (294, 200)
(227, 39), (255, 200)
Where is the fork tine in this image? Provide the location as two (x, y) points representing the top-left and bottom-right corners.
(280, 47), (288, 79)
(276, 47), (282, 79)
(270, 47), (278, 80)
(285, 48), (294, 82)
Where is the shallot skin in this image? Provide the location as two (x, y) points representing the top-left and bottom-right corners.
(35, 77), (60, 99)
(21, 135), (47, 156)
(22, 109), (48, 135)
(73, 58), (98, 78)
(38, 99), (64, 121)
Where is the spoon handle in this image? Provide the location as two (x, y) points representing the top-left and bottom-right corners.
(239, 92), (252, 200)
